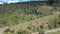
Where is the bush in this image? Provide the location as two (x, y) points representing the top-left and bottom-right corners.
(17, 29), (31, 34)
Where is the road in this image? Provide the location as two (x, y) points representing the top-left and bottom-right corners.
(31, 28), (60, 34)
(0, 26), (8, 34)
(45, 28), (60, 34)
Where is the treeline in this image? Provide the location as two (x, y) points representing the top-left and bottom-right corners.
(0, 1), (58, 14)
(0, 1), (47, 14)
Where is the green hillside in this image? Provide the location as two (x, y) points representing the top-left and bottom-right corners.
(0, 2), (55, 28)
(0, 1), (60, 34)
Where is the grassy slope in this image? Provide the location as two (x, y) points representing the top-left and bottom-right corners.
(0, 6), (54, 28)
(0, 5), (59, 34)
(8, 13), (59, 33)
(2, 6), (60, 34)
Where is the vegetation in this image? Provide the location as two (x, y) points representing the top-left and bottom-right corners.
(0, 1), (60, 34)
(48, 31), (60, 34)
(0, 2), (55, 28)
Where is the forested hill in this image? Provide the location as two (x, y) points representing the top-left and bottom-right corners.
(0, 0), (60, 14)
(0, 1), (56, 28)
(0, 1), (60, 28)
(0, 1), (48, 14)
(0, 1), (60, 34)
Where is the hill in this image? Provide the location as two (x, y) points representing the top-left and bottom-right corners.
(0, 1), (60, 34)
(0, 1), (55, 28)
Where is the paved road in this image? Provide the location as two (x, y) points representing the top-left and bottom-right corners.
(0, 26), (8, 34)
(45, 28), (60, 34)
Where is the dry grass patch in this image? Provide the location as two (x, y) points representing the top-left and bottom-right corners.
(9, 14), (59, 33)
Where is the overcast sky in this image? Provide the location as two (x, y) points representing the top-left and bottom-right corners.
(0, 0), (44, 4)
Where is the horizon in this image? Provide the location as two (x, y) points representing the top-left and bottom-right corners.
(0, 0), (45, 4)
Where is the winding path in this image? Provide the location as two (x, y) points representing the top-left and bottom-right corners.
(45, 28), (60, 34)
(0, 26), (8, 34)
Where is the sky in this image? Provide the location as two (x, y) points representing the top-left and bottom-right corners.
(0, 0), (31, 4)
(0, 0), (45, 4)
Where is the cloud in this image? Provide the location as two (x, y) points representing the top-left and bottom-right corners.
(0, 2), (3, 4)
(6, 0), (30, 3)
(0, 0), (31, 3)
(0, 0), (37, 4)
(0, 1), (4, 4)
(7, 0), (19, 3)
(22, 0), (28, 1)
(22, 0), (30, 2)
(0, 0), (19, 4)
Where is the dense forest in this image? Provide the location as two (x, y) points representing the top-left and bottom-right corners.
(0, 1), (60, 34)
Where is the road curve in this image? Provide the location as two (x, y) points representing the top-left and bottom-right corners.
(0, 26), (8, 34)
(45, 28), (60, 34)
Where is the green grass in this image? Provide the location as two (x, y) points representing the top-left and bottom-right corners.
(0, 5), (60, 34)
(0, 14), (38, 28)
(48, 31), (60, 34)
(0, 6), (55, 28)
